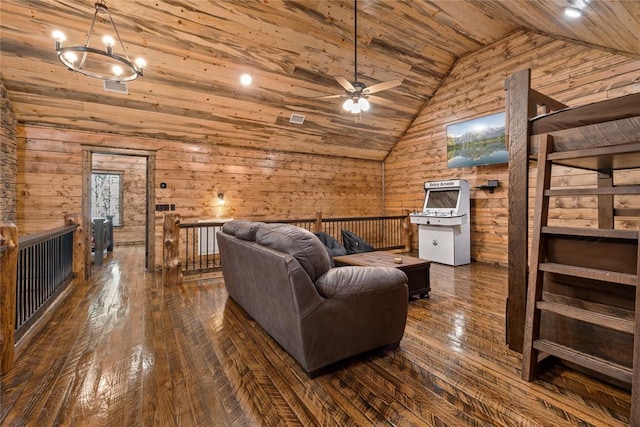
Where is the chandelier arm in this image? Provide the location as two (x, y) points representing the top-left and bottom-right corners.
(79, 4), (101, 69)
(106, 7), (133, 62)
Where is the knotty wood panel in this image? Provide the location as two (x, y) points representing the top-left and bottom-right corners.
(1, 1), (638, 163)
(384, 31), (640, 266)
(0, 246), (631, 425)
(16, 125), (384, 268)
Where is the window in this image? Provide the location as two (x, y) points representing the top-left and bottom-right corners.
(91, 172), (123, 226)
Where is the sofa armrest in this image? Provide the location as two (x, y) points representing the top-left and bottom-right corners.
(314, 266), (407, 298)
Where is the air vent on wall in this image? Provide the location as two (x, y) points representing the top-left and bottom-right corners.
(103, 80), (128, 94)
(289, 113), (305, 125)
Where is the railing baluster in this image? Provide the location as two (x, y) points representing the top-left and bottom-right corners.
(176, 214), (409, 277)
(191, 227), (196, 271)
(14, 225), (77, 340)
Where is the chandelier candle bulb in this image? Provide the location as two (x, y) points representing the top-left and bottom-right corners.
(63, 52), (77, 66)
(103, 35), (115, 55)
(52, 30), (65, 49)
(135, 58), (146, 72)
(112, 66), (123, 79)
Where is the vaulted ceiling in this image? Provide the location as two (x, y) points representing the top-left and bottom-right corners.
(1, 1), (639, 161)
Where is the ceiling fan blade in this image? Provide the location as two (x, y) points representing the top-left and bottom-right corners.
(312, 94), (346, 100)
(366, 95), (396, 107)
(335, 76), (356, 92)
(362, 79), (402, 95)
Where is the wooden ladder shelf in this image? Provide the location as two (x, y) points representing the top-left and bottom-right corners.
(521, 135), (640, 424)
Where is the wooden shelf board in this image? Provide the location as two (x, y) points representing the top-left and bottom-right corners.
(536, 300), (635, 334)
(545, 186), (640, 197)
(539, 262), (637, 286)
(541, 226), (639, 240)
(533, 339), (633, 383)
(544, 142), (640, 171)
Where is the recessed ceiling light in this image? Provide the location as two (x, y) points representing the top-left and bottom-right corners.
(240, 73), (252, 86)
(564, 7), (582, 18)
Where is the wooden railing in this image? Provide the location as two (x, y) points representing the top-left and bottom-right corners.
(163, 211), (414, 285)
(92, 216), (114, 266)
(0, 214), (84, 374)
(306, 215), (407, 251)
(179, 221), (225, 275)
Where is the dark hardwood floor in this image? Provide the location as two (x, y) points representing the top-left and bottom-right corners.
(0, 245), (633, 426)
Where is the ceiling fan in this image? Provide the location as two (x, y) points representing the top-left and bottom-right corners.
(314, 0), (402, 114)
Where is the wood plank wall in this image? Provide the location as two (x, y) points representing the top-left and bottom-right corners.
(16, 126), (383, 268)
(384, 30), (640, 265)
(92, 154), (147, 245)
(12, 30), (640, 269)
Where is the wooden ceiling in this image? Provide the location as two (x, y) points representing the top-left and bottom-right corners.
(1, 0), (639, 161)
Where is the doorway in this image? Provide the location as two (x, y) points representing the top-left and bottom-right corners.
(82, 146), (156, 277)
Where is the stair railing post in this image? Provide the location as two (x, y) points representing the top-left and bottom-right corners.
(65, 213), (85, 285)
(401, 209), (413, 252)
(0, 223), (18, 374)
(163, 213), (182, 286)
(315, 211), (323, 233)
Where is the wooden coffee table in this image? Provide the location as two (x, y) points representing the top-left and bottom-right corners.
(332, 251), (431, 299)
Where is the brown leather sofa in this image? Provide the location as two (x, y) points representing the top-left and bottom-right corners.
(217, 220), (409, 376)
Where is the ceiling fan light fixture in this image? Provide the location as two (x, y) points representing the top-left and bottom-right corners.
(53, 0), (146, 82)
(313, 0), (401, 115)
(564, 7), (582, 18)
(358, 97), (370, 111)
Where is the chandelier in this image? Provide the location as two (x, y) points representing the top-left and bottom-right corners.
(52, 1), (146, 82)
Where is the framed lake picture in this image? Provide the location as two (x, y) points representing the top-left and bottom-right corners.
(446, 112), (508, 168)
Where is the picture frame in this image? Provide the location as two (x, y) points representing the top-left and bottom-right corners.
(446, 112), (507, 168)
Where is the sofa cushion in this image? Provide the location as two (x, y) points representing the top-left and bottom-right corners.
(222, 220), (262, 241)
(256, 223), (331, 281)
(222, 220), (242, 235)
(315, 266), (407, 298)
(235, 221), (263, 241)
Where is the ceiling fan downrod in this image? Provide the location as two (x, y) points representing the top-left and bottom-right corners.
(353, 0), (358, 84)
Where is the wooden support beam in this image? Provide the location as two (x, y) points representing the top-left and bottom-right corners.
(505, 68), (535, 353)
(633, 232), (640, 424)
(0, 223), (18, 375)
